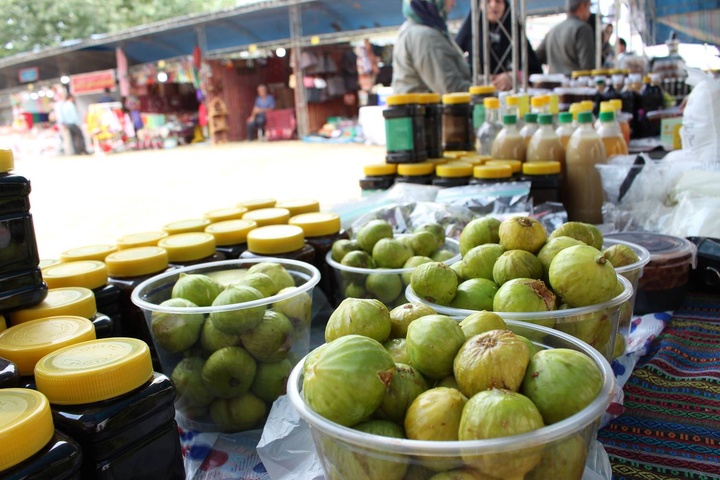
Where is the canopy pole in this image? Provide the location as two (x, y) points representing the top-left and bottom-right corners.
(510, 0), (518, 92)
(471, 0), (480, 84)
(482, 0), (491, 85)
(520, 0), (528, 92)
(290, 4), (309, 138)
(596, 1), (603, 69)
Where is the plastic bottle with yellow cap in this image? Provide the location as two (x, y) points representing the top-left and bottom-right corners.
(442, 92), (473, 152)
(0, 389), (82, 478)
(475, 97), (502, 156)
(275, 199), (320, 217)
(432, 162), (474, 188)
(34, 338), (185, 479)
(242, 207), (291, 227)
(469, 164), (514, 186)
(202, 206), (248, 223)
(240, 224), (316, 263)
(527, 114), (565, 169)
(289, 212), (349, 306)
(394, 162), (436, 185)
(158, 232), (225, 268)
(469, 85), (496, 131)
(555, 112), (576, 149)
(491, 115), (526, 163)
(519, 113), (539, 146)
(0, 355), (19, 388)
(205, 218), (258, 259)
(359, 163), (397, 196)
(416, 92), (443, 159)
(383, 93), (427, 164)
(520, 161), (563, 204)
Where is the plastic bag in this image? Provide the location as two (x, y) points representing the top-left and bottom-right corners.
(679, 68), (720, 162)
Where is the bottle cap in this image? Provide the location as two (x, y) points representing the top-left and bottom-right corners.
(473, 164), (512, 179)
(205, 219), (257, 246)
(275, 199), (320, 217)
(0, 389), (55, 471)
(364, 163), (397, 176)
(9, 287), (98, 324)
(610, 99), (623, 111)
(522, 161), (561, 175)
(237, 198), (276, 211)
(577, 112), (594, 124)
(415, 93), (441, 104)
(289, 212), (342, 237)
(387, 94), (419, 106)
(530, 96), (548, 107)
(599, 101), (613, 112)
(486, 159), (521, 174)
(162, 218), (212, 235)
(246, 225), (305, 254)
(42, 260), (108, 290)
(599, 111), (616, 122)
(442, 92), (471, 104)
(0, 149), (14, 173)
(524, 113), (538, 123)
(483, 97), (500, 109)
(242, 207), (291, 227)
(397, 162), (435, 176)
(105, 246), (169, 278)
(558, 112), (574, 124)
(537, 114), (554, 125)
(469, 85), (496, 95)
(60, 244), (117, 263)
(117, 231), (169, 250)
(436, 162), (473, 178)
(203, 207), (248, 223)
(502, 114), (517, 125)
(158, 232), (216, 263)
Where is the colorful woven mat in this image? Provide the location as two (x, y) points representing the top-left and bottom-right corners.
(598, 292), (720, 480)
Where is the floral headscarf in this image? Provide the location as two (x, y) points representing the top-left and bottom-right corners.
(402, 0), (448, 33)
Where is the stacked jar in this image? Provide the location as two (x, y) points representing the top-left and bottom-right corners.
(395, 162), (436, 185)
(159, 232), (226, 268)
(359, 163), (397, 195)
(469, 85), (497, 139)
(205, 219), (258, 260)
(383, 94), (427, 164)
(433, 162), (474, 188)
(469, 164), (514, 186)
(442, 92), (473, 152)
(416, 93), (443, 159)
(241, 225), (316, 264)
(520, 161), (563, 204)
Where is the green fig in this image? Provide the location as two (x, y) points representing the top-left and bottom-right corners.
(410, 262), (458, 306)
(378, 363), (428, 422)
(208, 285), (266, 334)
(150, 298), (205, 353)
(458, 311), (507, 339)
(209, 392), (266, 432)
(202, 346), (257, 398)
(241, 310), (294, 362)
(325, 298), (391, 343)
(171, 273), (222, 307)
(459, 217), (501, 256)
(389, 302), (437, 339)
(498, 216), (547, 254)
(406, 315), (465, 380)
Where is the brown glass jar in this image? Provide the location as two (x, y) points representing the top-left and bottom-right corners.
(433, 161), (474, 188)
(204, 219), (258, 260)
(417, 92), (443, 159)
(395, 162), (436, 185)
(383, 94), (427, 164)
(240, 225), (316, 264)
(359, 163), (397, 195)
(520, 161), (562, 204)
(442, 92), (473, 152)
(158, 232), (226, 268)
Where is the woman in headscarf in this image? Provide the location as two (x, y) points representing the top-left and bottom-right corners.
(455, 0), (542, 91)
(391, 0), (472, 94)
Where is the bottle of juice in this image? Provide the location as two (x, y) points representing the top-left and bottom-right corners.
(491, 114), (526, 163)
(475, 98), (503, 156)
(519, 113), (538, 146)
(609, 99), (631, 145)
(527, 114), (565, 171)
(639, 73), (665, 137)
(597, 110), (628, 157)
(556, 112), (575, 149)
(564, 111), (607, 224)
(621, 73), (642, 137)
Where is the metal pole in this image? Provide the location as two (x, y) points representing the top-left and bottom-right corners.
(289, 4), (309, 138)
(482, 0), (490, 85)
(595, 1), (602, 69)
(614, 0), (621, 64)
(471, 0), (480, 84)
(510, 0), (518, 92)
(520, 0), (528, 92)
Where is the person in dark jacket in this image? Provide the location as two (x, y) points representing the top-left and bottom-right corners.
(455, 0), (542, 90)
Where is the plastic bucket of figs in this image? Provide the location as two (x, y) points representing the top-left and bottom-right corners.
(403, 217), (635, 361)
(326, 219), (461, 308)
(131, 258), (320, 433)
(287, 313), (615, 480)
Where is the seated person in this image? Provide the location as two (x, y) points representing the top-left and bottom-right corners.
(247, 84), (275, 140)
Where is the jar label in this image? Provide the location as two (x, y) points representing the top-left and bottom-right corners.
(473, 104), (486, 130)
(385, 117), (414, 152)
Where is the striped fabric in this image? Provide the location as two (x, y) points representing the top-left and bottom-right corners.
(598, 292), (720, 480)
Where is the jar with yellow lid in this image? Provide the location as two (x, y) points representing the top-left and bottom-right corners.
(469, 85), (496, 131)
(289, 212), (349, 306)
(0, 389), (82, 478)
(359, 163), (397, 196)
(8, 286), (113, 340)
(0, 148), (47, 314)
(162, 218), (212, 235)
(486, 159), (522, 180)
(59, 244), (118, 263)
(237, 198), (276, 211)
(242, 207), (291, 227)
(116, 231), (169, 250)
(241, 225), (316, 263)
(0, 356), (19, 387)
(202, 206), (248, 223)
(34, 338), (185, 479)
(442, 92), (473, 152)
(275, 199), (320, 217)
(395, 162), (436, 186)
(205, 218), (258, 260)
(469, 164), (514, 185)
(416, 92), (443, 159)
(432, 162), (473, 188)
(159, 232), (226, 268)
(0, 315), (95, 388)
(383, 94), (427, 164)
(41, 260), (121, 334)
(520, 160), (563, 205)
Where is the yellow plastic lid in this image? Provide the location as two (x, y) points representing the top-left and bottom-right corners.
(275, 199), (320, 217)
(522, 161), (562, 175)
(104, 246), (169, 278)
(486, 159), (522, 174)
(506, 96), (519, 106)
(116, 231), (169, 250)
(571, 70), (591, 78)
(0, 389), (55, 471)
(364, 163), (397, 176)
(162, 218), (212, 235)
(242, 208), (292, 227)
(436, 162), (473, 178)
(34, 338), (153, 405)
(443, 151), (469, 160)
(580, 100), (595, 111)
(203, 207), (249, 223)
(158, 232), (216, 263)
(41, 260), (108, 290)
(531, 96), (549, 107)
(590, 69), (604, 77)
(386, 94), (419, 105)
(416, 93), (441, 104)
(0, 149), (15, 173)
(473, 164), (513, 179)
(442, 92), (471, 104)
(459, 154), (487, 166)
(0, 316), (96, 376)
(59, 244), (117, 263)
(469, 85), (496, 95)
(289, 212), (342, 237)
(610, 99), (623, 111)
(10, 287), (97, 324)
(599, 101), (613, 112)
(205, 219), (257, 246)
(483, 98), (500, 109)
(246, 225), (305, 255)
(237, 198), (277, 211)
(397, 162), (435, 176)
(38, 259), (60, 269)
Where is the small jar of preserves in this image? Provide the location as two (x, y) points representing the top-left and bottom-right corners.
(520, 161), (563, 205)
(395, 162), (436, 185)
(158, 232), (226, 268)
(383, 94), (427, 164)
(205, 219), (258, 260)
(202, 206), (248, 223)
(161, 218), (212, 235)
(116, 231), (169, 250)
(469, 164), (514, 185)
(242, 207), (292, 227)
(485, 159), (523, 179)
(469, 85), (497, 132)
(442, 92), (473, 152)
(59, 244), (118, 263)
(359, 163), (397, 196)
(241, 225), (316, 264)
(417, 92), (443, 159)
(432, 162), (474, 188)
(275, 199), (320, 217)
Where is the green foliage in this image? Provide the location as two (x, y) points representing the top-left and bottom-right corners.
(0, 0), (239, 59)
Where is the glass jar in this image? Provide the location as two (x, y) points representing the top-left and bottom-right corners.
(275, 199), (321, 217)
(242, 207), (292, 227)
(417, 93), (443, 159)
(0, 149), (47, 314)
(59, 245), (118, 263)
(359, 163), (397, 196)
(204, 219), (258, 260)
(383, 94), (427, 164)
(289, 212), (349, 307)
(116, 231), (169, 250)
(442, 92), (473, 152)
(237, 198), (276, 211)
(520, 161), (563, 205)
(158, 232), (226, 268)
(395, 162), (436, 185)
(432, 162), (473, 188)
(0, 356), (19, 388)
(0, 389), (82, 479)
(34, 338), (185, 480)
(470, 164), (514, 185)
(469, 85), (496, 133)
(161, 218), (212, 235)
(241, 225), (316, 264)
(202, 206), (248, 223)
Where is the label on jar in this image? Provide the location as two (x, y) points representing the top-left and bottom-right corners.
(385, 117), (414, 152)
(473, 104), (486, 130)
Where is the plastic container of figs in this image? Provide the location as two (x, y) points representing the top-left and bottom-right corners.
(287, 320), (615, 480)
(131, 258), (320, 433)
(326, 236), (461, 309)
(406, 275), (633, 361)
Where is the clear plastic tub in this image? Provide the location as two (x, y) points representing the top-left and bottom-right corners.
(287, 320), (615, 480)
(405, 275), (633, 361)
(602, 237), (650, 320)
(131, 258), (320, 433)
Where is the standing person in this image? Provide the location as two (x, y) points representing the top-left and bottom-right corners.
(61, 95), (89, 155)
(52, 91), (73, 156)
(455, 0), (543, 91)
(97, 88), (116, 103)
(536, 0), (595, 75)
(391, 0), (472, 95)
(601, 23), (615, 67)
(246, 84), (275, 141)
